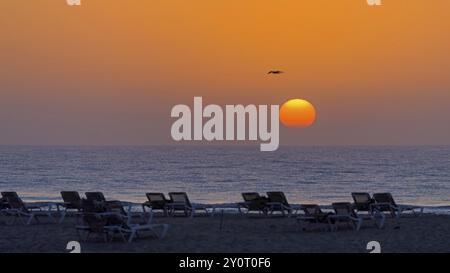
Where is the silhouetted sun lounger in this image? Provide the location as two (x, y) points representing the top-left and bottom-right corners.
(373, 192), (423, 218)
(1, 194), (59, 225)
(59, 191), (83, 223)
(76, 212), (110, 242)
(266, 191), (299, 216)
(328, 202), (364, 231)
(297, 204), (333, 231)
(143, 193), (170, 216)
(329, 202), (385, 231)
(77, 199), (168, 243)
(0, 192), (41, 209)
(84, 192), (148, 225)
(351, 192), (375, 213)
(85, 191), (130, 212)
(76, 199), (125, 240)
(238, 192), (269, 215)
(167, 192), (211, 217)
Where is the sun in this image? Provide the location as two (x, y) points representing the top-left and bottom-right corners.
(279, 99), (316, 128)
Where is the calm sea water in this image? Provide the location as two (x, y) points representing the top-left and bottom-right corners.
(0, 146), (449, 207)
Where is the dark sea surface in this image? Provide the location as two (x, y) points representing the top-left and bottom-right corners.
(0, 146), (449, 208)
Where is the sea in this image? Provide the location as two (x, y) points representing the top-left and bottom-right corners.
(0, 146), (449, 212)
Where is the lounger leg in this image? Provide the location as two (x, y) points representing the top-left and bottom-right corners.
(85, 231), (91, 242)
(145, 210), (154, 225)
(355, 218), (362, 231)
(327, 218), (335, 232)
(14, 213), (24, 225)
(26, 214), (34, 225)
(128, 230), (137, 243)
(418, 207), (424, 216)
(150, 224), (169, 239)
(48, 213), (56, 224)
(8, 214), (17, 225)
(160, 224), (169, 239)
(379, 214), (385, 229)
(59, 211), (67, 224)
(375, 212), (385, 229)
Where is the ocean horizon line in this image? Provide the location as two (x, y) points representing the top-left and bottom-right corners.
(1, 144), (450, 148)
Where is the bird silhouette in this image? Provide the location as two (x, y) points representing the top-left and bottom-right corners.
(267, 70), (284, 74)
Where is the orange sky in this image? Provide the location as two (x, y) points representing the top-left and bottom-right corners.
(1, 0), (450, 145)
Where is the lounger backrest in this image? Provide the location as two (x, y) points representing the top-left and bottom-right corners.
(242, 192), (261, 202)
(373, 193), (396, 206)
(351, 192), (372, 211)
(5, 196), (27, 211)
(267, 192), (289, 206)
(332, 202), (356, 217)
(301, 204), (322, 216)
(85, 192), (106, 202)
(146, 193), (167, 203)
(169, 192), (191, 206)
(61, 191), (81, 203)
(1, 192), (19, 199)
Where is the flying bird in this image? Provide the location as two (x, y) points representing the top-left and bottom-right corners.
(267, 70), (284, 74)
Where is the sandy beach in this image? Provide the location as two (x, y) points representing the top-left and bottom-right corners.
(1, 213), (449, 253)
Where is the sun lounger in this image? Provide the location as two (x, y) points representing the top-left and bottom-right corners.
(84, 193), (150, 225)
(85, 191), (133, 213)
(143, 193), (170, 216)
(237, 192), (269, 215)
(167, 192), (211, 217)
(351, 192), (375, 213)
(1, 195), (59, 225)
(329, 202), (378, 231)
(0, 192), (41, 210)
(76, 212), (110, 242)
(77, 199), (168, 243)
(59, 191), (83, 223)
(296, 204), (333, 231)
(351, 192), (386, 229)
(266, 191), (299, 216)
(76, 199), (127, 241)
(329, 202), (363, 231)
(373, 192), (423, 218)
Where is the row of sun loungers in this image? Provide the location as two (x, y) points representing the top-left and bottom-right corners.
(0, 191), (169, 242)
(142, 192), (212, 217)
(238, 191), (423, 231)
(238, 192), (300, 216)
(1, 190), (424, 241)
